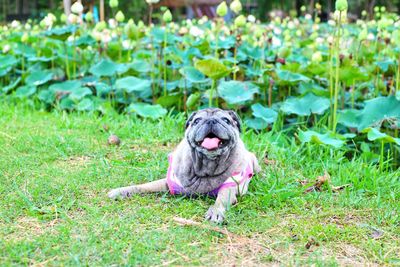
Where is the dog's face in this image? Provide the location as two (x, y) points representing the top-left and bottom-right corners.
(185, 108), (241, 158)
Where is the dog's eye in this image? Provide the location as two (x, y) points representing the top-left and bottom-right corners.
(193, 118), (201, 125)
(222, 117), (230, 124)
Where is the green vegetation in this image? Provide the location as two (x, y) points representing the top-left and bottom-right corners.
(1, 1), (399, 264)
(0, 103), (399, 265)
(1, 1), (399, 168)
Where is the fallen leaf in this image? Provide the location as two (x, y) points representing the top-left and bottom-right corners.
(264, 159), (277, 165)
(172, 217), (233, 236)
(370, 229), (384, 239)
(305, 236), (319, 250)
(331, 184), (352, 192)
(304, 171), (330, 193)
(298, 180), (309, 186)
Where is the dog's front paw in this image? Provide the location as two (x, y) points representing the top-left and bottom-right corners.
(205, 206), (225, 224)
(108, 188), (124, 200)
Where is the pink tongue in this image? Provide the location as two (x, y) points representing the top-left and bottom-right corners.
(201, 137), (221, 150)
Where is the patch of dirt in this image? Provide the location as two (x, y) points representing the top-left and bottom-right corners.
(53, 156), (92, 170)
(2, 217), (59, 242)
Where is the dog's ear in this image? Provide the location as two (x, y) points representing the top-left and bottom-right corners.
(227, 110), (241, 133)
(185, 111), (197, 129)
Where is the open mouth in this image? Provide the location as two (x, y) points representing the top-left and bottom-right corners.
(196, 133), (228, 151)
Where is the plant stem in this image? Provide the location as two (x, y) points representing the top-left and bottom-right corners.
(163, 27), (168, 96)
(214, 19), (220, 59)
(233, 28), (237, 80)
(396, 54), (400, 92)
(209, 79), (217, 107)
(64, 42), (70, 80)
(380, 140), (384, 172)
(332, 11), (342, 133)
(328, 43), (334, 129)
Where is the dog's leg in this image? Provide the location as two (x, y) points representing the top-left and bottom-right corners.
(205, 187), (238, 224)
(108, 178), (168, 200)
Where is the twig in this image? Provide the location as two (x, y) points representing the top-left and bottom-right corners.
(172, 217), (235, 236)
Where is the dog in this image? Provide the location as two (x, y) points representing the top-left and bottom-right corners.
(108, 108), (261, 223)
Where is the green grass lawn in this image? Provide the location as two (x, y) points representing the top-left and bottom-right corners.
(0, 103), (399, 266)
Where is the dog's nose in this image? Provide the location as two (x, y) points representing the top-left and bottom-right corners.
(208, 119), (217, 125)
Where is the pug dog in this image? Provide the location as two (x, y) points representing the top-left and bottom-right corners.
(108, 108), (261, 223)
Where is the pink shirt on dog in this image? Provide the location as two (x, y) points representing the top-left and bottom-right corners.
(166, 154), (254, 197)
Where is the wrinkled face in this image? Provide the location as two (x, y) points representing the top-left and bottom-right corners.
(185, 108), (241, 158)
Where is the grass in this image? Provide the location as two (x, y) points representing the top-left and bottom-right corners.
(0, 102), (399, 266)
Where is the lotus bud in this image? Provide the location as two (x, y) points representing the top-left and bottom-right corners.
(2, 44), (10, 54)
(230, 0), (242, 14)
(60, 13), (67, 23)
(68, 13), (78, 24)
(335, 0), (348, 11)
(334, 10), (347, 23)
(234, 15), (246, 27)
(247, 14), (256, 23)
(300, 5), (306, 12)
(137, 20), (145, 28)
(311, 51), (322, 63)
(39, 19), (46, 28)
(85, 11), (93, 22)
(71, 1), (83, 14)
(358, 27), (368, 41)
(124, 19), (138, 40)
(115, 11), (125, 22)
(95, 21), (107, 31)
(361, 10), (368, 17)
(278, 47), (290, 58)
(216, 1), (228, 17)
(163, 9), (172, 23)
(109, 0), (118, 8)
(21, 32), (28, 42)
(315, 3), (322, 10)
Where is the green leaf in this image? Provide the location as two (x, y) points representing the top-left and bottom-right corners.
(156, 94), (182, 108)
(2, 77), (21, 93)
(276, 69), (311, 84)
(186, 92), (201, 109)
(90, 59), (123, 77)
(338, 109), (362, 128)
(129, 60), (151, 73)
(281, 93), (330, 116)
(69, 87), (93, 101)
(0, 55), (18, 68)
(358, 96), (400, 130)
(179, 66), (207, 83)
(363, 128), (400, 145)
(218, 81), (259, 104)
(76, 98), (95, 111)
(59, 97), (75, 110)
(298, 130), (345, 148)
(15, 86), (36, 98)
(25, 70), (54, 86)
(115, 76), (151, 93)
(96, 82), (112, 96)
(49, 80), (82, 92)
(339, 66), (368, 84)
(45, 25), (77, 41)
(375, 60), (395, 73)
(194, 58), (231, 80)
(127, 103), (167, 119)
(251, 103), (278, 124)
(38, 89), (55, 104)
(245, 118), (269, 130)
